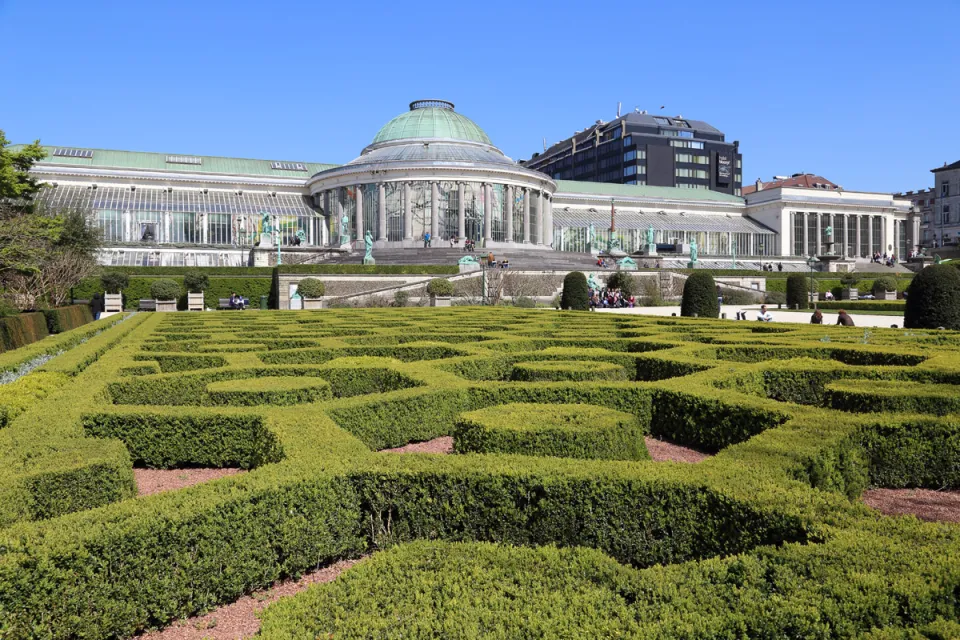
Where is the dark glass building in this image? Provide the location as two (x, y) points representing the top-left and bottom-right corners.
(521, 112), (742, 196)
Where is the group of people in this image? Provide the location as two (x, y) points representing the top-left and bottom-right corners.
(871, 252), (898, 267)
(810, 308), (855, 326)
(588, 287), (635, 309)
(760, 263), (784, 272)
(734, 305), (774, 322)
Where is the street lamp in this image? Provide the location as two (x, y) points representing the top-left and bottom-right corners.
(806, 256), (818, 307)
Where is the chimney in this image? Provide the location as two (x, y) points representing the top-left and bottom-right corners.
(755, 178), (763, 191)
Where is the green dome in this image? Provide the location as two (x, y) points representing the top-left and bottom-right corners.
(371, 100), (492, 146)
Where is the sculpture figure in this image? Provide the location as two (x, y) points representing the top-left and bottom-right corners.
(646, 224), (655, 246)
(339, 213), (351, 246)
(363, 230), (375, 265)
(587, 273), (602, 291)
(689, 238), (699, 268)
(825, 225), (833, 241)
(458, 255), (479, 266)
(617, 256), (637, 270)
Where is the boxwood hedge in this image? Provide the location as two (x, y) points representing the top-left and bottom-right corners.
(0, 308), (959, 638)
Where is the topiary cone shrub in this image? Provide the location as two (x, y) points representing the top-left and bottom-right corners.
(560, 272), (589, 310)
(426, 278), (455, 297)
(786, 274), (808, 309)
(680, 272), (718, 318)
(297, 278), (326, 298)
(149, 279), (181, 302)
(904, 264), (960, 329)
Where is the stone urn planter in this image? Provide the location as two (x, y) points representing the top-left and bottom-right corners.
(840, 288), (858, 301)
(430, 295), (452, 307)
(187, 292), (204, 311)
(876, 289), (897, 301)
(103, 293), (123, 313)
(302, 297), (325, 310)
(155, 300), (178, 312)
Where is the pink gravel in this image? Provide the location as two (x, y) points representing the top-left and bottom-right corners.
(381, 436), (454, 454)
(644, 437), (711, 463)
(135, 468), (244, 497)
(862, 488), (960, 523)
(135, 558), (363, 640)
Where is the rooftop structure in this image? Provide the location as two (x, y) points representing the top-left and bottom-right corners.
(743, 173), (840, 195)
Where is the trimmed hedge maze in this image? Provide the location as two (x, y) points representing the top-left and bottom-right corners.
(1, 309), (960, 638)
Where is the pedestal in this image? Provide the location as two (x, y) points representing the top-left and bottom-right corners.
(363, 256), (376, 265)
(637, 244), (658, 257)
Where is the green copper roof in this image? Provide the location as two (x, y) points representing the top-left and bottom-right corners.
(372, 101), (492, 146)
(11, 145), (338, 178)
(555, 180), (745, 204)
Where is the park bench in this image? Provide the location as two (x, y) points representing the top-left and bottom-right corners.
(138, 300), (157, 312)
(218, 297), (249, 310)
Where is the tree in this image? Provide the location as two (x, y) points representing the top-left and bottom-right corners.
(560, 272), (589, 310)
(680, 272), (719, 318)
(150, 279), (181, 301)
(904, 265), (960, 330)
(101, 272), (129, 294)
(871, 276), (897, 296)
(0, 131), (46, 201)
(426, 278), (454, 297)
(786, 274), (808, 309)
(606, 272), (636, 297)
(183, 271), (210, 294)
(297, 278), (326, 298)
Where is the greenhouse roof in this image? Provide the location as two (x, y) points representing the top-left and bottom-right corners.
(12, 145), (339, 178)
(556, 180), (745, 204)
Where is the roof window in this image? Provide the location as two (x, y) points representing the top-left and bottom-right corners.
(271, 162), (308, 171)
(165, 155), (202, 165)
(53, 148), (93, 158)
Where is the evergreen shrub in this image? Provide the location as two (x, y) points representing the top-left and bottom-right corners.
(605, 272), (636, 297)
(100, 271), (129, 294)
(871, 276), (898, 296)
(149, 279), (181, 301)
(297, 278), (326, 298)
(904, 264), (960, 329)
(680, 272), (719, 318)
(182, 270), (210, 293)
(426, 278), (455, 297)
(560, 272), (589, 310)
(786, 274), (808, 309)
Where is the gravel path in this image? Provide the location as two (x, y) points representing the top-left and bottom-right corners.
(644, 437), (711, 463)
(381, 436), (454, 454)
(135, 558), (363, 640)
(135, 468), (244, 497)
(862, 488), (960, 523)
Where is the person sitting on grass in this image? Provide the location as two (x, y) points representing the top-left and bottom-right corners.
(757, 305), (773, 322)
(811, 309), (823, 324)
(836, 309), (855, 326)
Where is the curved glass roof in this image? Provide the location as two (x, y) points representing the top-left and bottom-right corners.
(371, 100), (492, 146)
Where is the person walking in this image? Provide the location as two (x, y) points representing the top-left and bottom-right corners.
(423, 231), (431, 248)
(89, 292), (104, 320)
(836, 309), (855, 326)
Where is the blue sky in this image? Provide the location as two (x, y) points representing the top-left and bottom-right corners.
(1, 0), (956, 193)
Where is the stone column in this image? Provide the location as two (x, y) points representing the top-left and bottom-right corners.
(322, 191), (331, 246)
(403, 182), (412, 241)
(544, 196), (553, 248)
(815, 212), (821, 255)
(335, 191), (345, 244)
(457, 182), (466, 239)
(522, 188), (531, 243)
(431, 181), (440, 241)
(505, 185), (514, 243)
(483, 183), (492, 242)
(855, 215), (862, 258)
(868, 216), (874, 255)
(537, 190), (545, 245)
(354, 185), (364, 242)
(377, 183), (387, 241)
(802, 212), (809, 256)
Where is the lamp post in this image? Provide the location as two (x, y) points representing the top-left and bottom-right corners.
(806, 256), (818, 307)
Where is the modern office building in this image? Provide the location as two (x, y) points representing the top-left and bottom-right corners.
(14, 99), (911, 266)
(520, 112), (742, 196)
(932, 161), (960, 247)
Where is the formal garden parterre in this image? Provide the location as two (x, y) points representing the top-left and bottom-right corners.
(1, 308), (960, 638)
